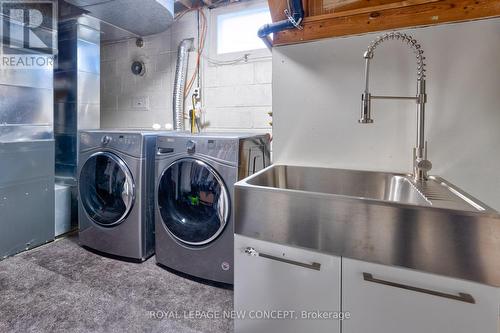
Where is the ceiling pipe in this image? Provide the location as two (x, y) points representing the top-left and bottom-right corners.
(257, 0), (304, 50)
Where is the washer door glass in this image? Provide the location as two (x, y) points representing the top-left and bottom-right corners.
(158, 158), (229, 246)
(79, 152), (135, 226)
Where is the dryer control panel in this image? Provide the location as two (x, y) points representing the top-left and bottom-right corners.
(156, 133), (271, 176)
(156, 136), (239, 164)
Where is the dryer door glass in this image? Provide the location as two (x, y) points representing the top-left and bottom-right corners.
(79, 152), (135, 226)
(158, 158), (230, 246)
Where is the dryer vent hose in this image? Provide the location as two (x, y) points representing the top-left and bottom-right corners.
(173, 38), (194, 131)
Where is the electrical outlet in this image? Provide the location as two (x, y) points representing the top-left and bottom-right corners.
(132, 96), (149, 110)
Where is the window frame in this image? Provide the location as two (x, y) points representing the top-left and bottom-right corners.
(208, 0), (272, 63)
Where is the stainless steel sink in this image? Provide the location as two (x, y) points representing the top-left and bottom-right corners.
(244, 165), (490, 212)
(235, 164), (500, 287)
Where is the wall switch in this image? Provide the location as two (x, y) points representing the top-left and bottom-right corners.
(132, 96), (149, 110)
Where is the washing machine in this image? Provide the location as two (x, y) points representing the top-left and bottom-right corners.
(78, 130), (169, 261)
(155, 132), (271, 284)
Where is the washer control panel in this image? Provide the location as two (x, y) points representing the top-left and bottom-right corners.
(98, 134), (139, 148)
(80, 132), (144, 157)
(116, 134), (139, 146)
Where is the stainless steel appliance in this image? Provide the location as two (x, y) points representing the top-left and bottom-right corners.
(78, 130), (167, 260)
(155, 132), (271, 284)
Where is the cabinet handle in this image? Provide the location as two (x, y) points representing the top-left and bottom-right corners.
(244, 247), (321, 271)
(362, 272), (475, 304)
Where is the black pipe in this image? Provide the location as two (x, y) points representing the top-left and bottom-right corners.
(258, 0), (304, 49)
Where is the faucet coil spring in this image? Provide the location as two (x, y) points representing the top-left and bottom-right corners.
(365, 32), (427, 81)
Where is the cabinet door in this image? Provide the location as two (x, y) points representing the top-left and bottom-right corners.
(234, 235), (341, 333)
(343, 258), (500, 333)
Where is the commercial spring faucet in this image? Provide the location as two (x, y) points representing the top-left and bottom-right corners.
(359, 32), (432, 181)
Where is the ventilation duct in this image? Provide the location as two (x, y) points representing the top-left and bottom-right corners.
(173, 39), (194, 131)
(54, 15), (101, 230)
(63, 0), (174, 42)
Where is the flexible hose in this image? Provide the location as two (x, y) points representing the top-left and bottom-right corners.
(172, 38), (194, 131)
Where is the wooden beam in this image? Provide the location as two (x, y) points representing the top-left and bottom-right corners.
(272, 0), (500, 45)
(308, 0), (413, 17)
(307, 0), (440, 22)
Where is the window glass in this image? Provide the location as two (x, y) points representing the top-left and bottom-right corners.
(217, 6), (271, 54)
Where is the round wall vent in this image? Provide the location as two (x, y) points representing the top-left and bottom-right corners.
(131, 61), (146, 76)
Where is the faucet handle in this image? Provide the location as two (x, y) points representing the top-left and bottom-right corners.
(416, 159), (432, 172)
(413, 146), (432, 181)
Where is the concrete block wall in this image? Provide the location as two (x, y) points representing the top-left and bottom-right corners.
(100, 8), (272, 134)
(203, 60), (272, 131)
(100, 11), (183, 129)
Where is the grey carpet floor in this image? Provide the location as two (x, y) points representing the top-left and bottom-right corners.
(0, 236), (233, 333)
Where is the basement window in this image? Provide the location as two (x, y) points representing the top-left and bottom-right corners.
(215, 4), (272, 55)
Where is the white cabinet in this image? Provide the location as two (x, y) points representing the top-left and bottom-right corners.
(234, 235), (341, 333)
(235, 236), (500, 333)
(342, 258), (500, 333)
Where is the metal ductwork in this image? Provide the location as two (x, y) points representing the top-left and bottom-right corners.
(63, 0), (174, 42)
(173, 39), (194, 131)
(54, 15), (101, 232)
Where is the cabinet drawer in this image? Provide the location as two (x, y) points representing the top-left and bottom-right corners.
(342, 258), (500, 333)
(234, 235), (341, 333)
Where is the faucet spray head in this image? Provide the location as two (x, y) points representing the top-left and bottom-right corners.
(359, 92), (373, 124)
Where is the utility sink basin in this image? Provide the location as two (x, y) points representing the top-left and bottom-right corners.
(244, 165), (490, 212)
(234, 164), (500, 287)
